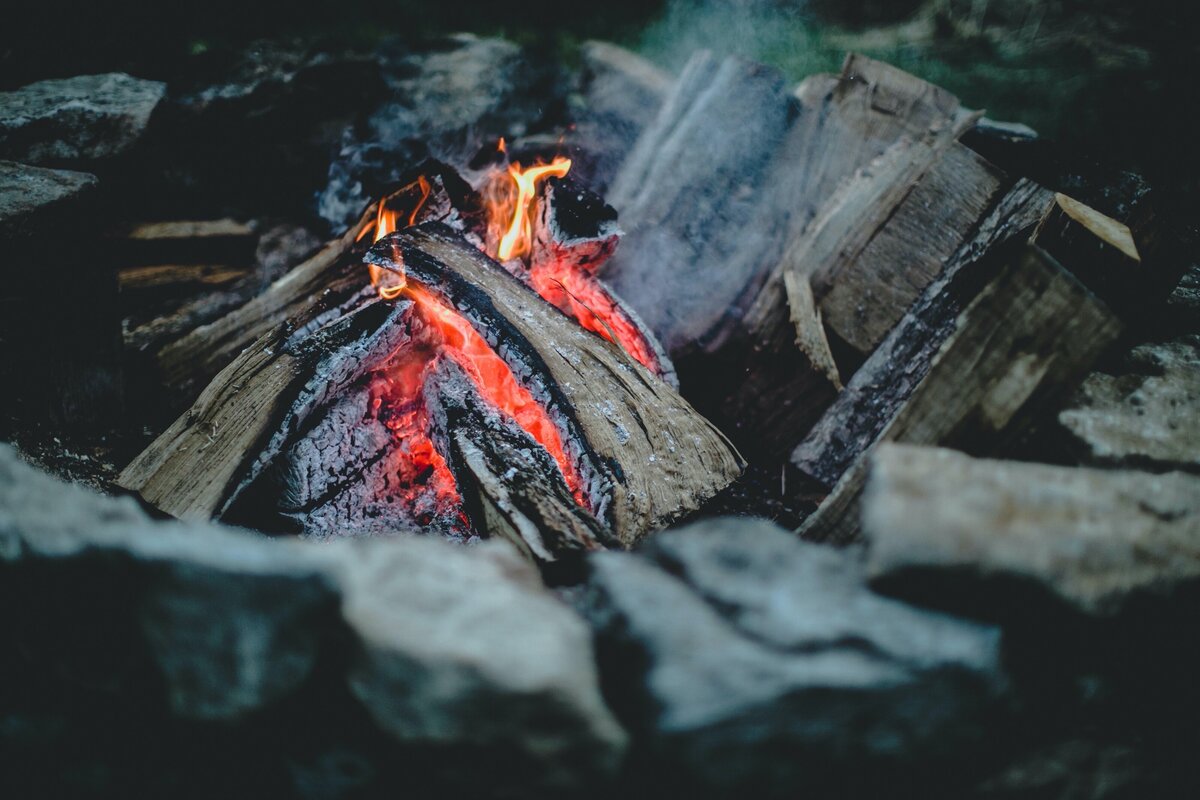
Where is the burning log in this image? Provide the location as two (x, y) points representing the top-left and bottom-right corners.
(149, 164), (482, 399)
(529, 175), (675, 385)
(118, 300), (416, 521)
(424, 358), (619, 561)
(794, 189), (1169, 544)
(366, 224), (743, 546)
(120, 217), (741, 556)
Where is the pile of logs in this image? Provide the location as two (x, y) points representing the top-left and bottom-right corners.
(117, 159), (742, 561)
(110, 48), (1189, 571)
(593, 51), (1186, 541)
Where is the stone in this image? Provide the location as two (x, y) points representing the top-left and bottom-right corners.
(0, 73), (165, 166)
(0, 444), (627, 793)
(138, 40), (385, 220)
(327, 536), (628, 791)
(0, 160), (97, 242)
(0, 443), (333, 720)
(862, 444), (1200, 619)
(1058, 336), (1200, 471)
(576, 517), (1008, 796)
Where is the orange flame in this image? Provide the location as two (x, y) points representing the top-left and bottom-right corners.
(365, 176), (431, 300)
(492, 157), (571, 262)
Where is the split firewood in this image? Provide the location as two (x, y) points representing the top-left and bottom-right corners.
(424, 358), (619, 561)
(599, 52), (978, 456)
(794, 180), (1059, 490)
(795, 190), (1168, 544)
(798, 140), (1008, 359)
(119, 264), (249, 292)
(150, 163), (480, 398)
(110, 218), (258, 267)
(529, 175), (675, 385)
(602, 52), (973, 361)
(120, 222), (741, 555)
(1032, 192), (1183, 315)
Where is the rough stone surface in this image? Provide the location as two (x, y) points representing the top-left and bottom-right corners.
(0, 444), (626, 794)
(863, 444), (1200, 619)
(329, 537), (628, 790)
(576, 517), (1008, 796)
(136, 40), (385, 220)
(0, 443), (333, 719)
(0, 160), (97, 241)
(0, 73), (165, 166)
(1058, 336), (1200, 471)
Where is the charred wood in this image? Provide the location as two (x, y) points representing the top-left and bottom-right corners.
(425, 358), (617, 561)
(794, 180), (1059, 489)
(118, 299), (414, 521)
(147, 163), (480, 399)
(530, 175), (675, 385)
(368, 224), (744, 545)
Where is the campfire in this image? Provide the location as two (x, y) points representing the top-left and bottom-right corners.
(2, 23), (1197, 800)
(117, 146), (740, 560)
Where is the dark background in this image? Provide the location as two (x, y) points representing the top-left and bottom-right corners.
(3, 0), (1197, 204)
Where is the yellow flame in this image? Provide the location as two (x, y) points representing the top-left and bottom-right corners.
(496, 158), (571, 262)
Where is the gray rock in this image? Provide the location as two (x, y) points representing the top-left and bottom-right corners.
(1, 444), (627, 792)
(0, 73), (165, 166)
(863, 444), (1200, 618)
(1059, 336), (1200, 471)
(0, 159), (96, 241)
(0, 443), (333, 719)
(327, 536), (628, 791)
(577, 517), (1007, 795)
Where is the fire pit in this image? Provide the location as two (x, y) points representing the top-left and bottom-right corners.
(2, 20), (1199, 800)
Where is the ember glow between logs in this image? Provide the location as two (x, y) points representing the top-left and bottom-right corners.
(359, 164), (586, 528)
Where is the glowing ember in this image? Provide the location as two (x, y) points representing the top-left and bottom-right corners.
(530, 268), (660, 371)
(406, 284), (582, 500)
(370, 334), (463, 526)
